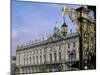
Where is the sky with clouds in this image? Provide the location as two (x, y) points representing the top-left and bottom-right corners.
(12, 1), (81, 56)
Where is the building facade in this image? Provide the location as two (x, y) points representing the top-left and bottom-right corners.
(16, 21), (79, 74)
(15, 6), (96, 74)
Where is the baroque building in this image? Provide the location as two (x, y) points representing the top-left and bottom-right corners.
(15, 6), (96, 74)
(16, 21), (79, 74)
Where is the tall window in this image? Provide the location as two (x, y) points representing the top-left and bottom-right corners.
(59, 52), (61, 62)
(68, 43), (70, 48)
(30, 57), (31, 64)
(26, 57), (28, 65)
(68, 51), (70, 61)
(54, 53), (57, 62)
(73, 42), (75, 47)
(50, 54), (52, 63)
(68, 50), (76, 62)
(40, 55), (42, 64)
(36, 56), (38, 64)
(71, 50), (76, 61)
(44, 55), (46, 63)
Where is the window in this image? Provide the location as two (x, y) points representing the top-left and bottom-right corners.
(30, 57), (31, 64)
(44, 55), (46, 63)
(36, 56), (38, 64)
(72, 50), (76, 61)
(68, 54), (71, 62)
(29, 52), (32, 65)
(73, 42), (75, 47)
(50, 54), (52, 63)
(59, 52), (61, 61)
(54, 53), (57, 62)
(68, 50), (76, 62)
(40, 55), (42, 64)
(26, 57), (28, 65)
(68, 43), (70, 48)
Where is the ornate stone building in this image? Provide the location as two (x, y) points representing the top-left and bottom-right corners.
(15, 6), (96, 74)
(16, 20), (79, 74)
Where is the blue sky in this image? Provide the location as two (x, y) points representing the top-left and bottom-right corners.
(12, 1), (81, 56)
